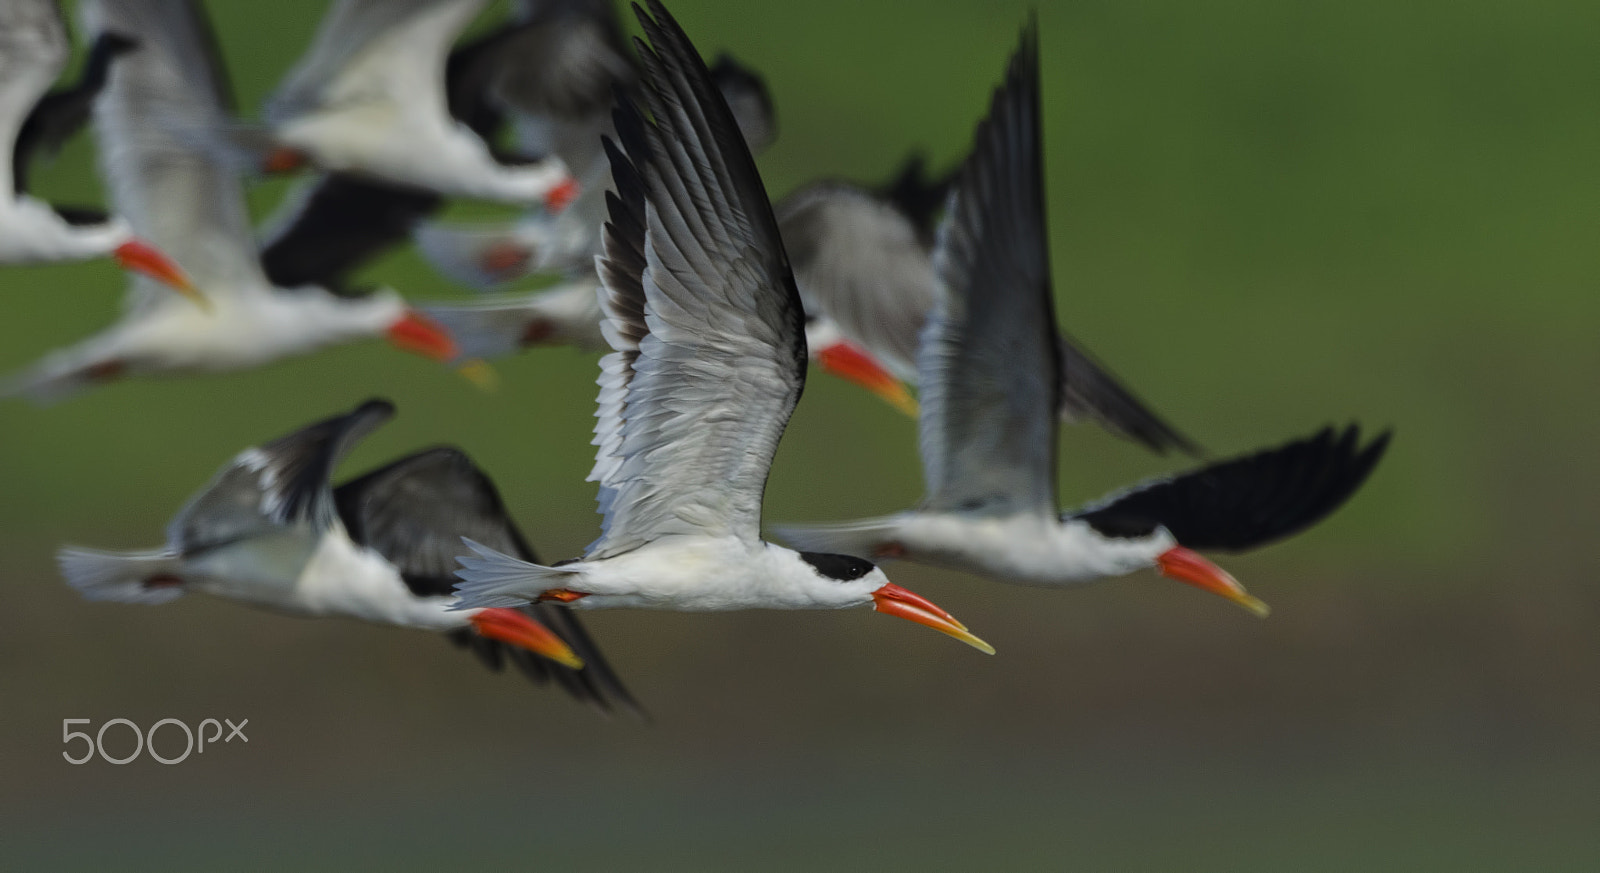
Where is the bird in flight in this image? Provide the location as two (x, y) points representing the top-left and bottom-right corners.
(452, 0), (993, 656)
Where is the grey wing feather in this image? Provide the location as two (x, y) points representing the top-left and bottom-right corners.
(586, 0), (806, 559)
(168, 400), (394, 551)
(490, 0), (634, 122)
(776, 181), (937, 381)
(918, 22), (1059, 516)
(82, 0), (267, 310)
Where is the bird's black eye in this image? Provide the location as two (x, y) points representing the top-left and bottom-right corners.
(800, 551), (875, 581)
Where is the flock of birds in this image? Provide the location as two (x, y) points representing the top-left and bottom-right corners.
(5, 0), (1390, 717)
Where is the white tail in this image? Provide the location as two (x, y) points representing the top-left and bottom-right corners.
(58, 547), (187, 605)
(451, 539), (581, 611)
(0, 345), (119, 404)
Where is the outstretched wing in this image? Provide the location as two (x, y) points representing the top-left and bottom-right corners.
(265, 0), (479, 124)
(1056, 334), (1200, 456)
(918, 22), (1060, 516)
(335, 446), (638, 714)
(83, 0), (269, 310)
(168, 400), (394, 552)
(0, 0), (69, 197)
(585, 0), (807, 559)
(13, 29), (138, 195)
(260, 174), (442, 296)
(1071, 425), (1391, 552)
(334, 446), (540, 596)
(486, 0), (635, 123)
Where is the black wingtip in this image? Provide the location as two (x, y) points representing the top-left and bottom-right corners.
(1076, 423), (1391, 552)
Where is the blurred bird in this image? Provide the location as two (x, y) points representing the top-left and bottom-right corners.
(452, 0), (993, 656)
(776, 145), (1196, 451)
(775, 24), (1390, 616)
(414, 46), (775, 288)
(59, 399), (639, 714)
(0, 0), (197, 297)
(254, 0), (574, 207)
(0, 0), (459, 402)
(413, 43), (916, 412)
(258, 0), (632, 294)
(413, 53), (778, 360)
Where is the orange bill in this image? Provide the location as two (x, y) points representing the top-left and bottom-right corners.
(545, 177), (580, 213)
(112, 240), (208, 310)
(1156, 546), (1270, 618)
(872, 583), (994, 654)
(816, 341), (917, 417)
(469, 607), (584, 670)
(386, 310), (458, 361)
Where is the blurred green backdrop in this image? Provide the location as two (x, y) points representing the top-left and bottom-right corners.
(2, 0), (1597, 869)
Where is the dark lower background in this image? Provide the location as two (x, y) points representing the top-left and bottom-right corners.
(2, 0), (1596, 868)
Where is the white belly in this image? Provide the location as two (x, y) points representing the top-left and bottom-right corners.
(891, 513), (1172, 587)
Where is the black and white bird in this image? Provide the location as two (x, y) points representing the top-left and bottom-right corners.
(412, 52), (778, 362)
(776, 24), (1389, 615)
(0, 0), (197, 297)
(775, 140), (1196, 453)
(1, 0), (459, 402)
(59, 399), (638, 713)
(413, 44), (775, 289)
(258, 0), (627, 294)
(255, 0), (575, 206)
(452, 0), (992, 656)
(410, 45), (918, 412)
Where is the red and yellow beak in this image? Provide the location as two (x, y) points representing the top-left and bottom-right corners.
(872, 583), (995, 654)
(544, 177), (580, 213)
(112, 240), (208, 310)
(469, 608), (584, 670)
(816, 341), (917, 417)
(386, 309), (458, 362)
(1156, 546), (1270, 618)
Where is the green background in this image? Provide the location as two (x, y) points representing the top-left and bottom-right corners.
(2, 0), (1596, 868)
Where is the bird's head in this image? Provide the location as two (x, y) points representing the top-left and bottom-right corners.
(805, 319), (917, 417)
(1063, 519), (1269, 617)
(795, 551), (994, 654)
(384, 308), (459, 363)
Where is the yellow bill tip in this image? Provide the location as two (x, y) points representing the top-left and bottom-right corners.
(457, 359), (499, 392)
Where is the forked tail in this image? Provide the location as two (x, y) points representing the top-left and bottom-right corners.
(452, 539), (582, 610)
(0, 345), (125, 404)
(58, 547), (187, 605)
